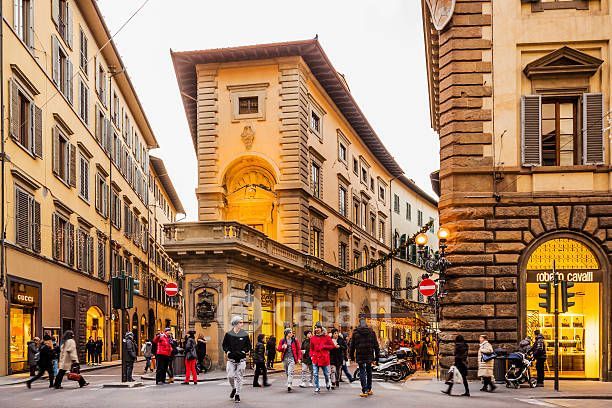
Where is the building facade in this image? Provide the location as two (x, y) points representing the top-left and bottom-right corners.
(0, 0), (184, 375)
(166, 39), (438, 366)
(421, 0), (611, 380)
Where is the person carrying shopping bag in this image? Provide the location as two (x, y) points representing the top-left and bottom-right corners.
(53, 330), (88, 389)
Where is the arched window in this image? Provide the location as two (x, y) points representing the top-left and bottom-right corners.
(393, 273), (401, 299)
(406, 275), (413, 300)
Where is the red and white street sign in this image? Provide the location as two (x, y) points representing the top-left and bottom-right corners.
(164, 282), (179, 297)
(419, 278), (437, 297)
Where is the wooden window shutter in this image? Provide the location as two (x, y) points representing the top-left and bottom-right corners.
(52, 36), (60, 85)
(66, 3), (73, 48)
(52, 214), (59, 259)
(15, 189), (30, 247)
(32, 200), (41, 253)
(105, 118), (112, 155)
(52, 127), (60, 175)
(521, 95), (542, 166)
(77, 230), (83, 270)
(33, 105), (42, 157)
(88, 236), (94, 274)
(66, 59), (73, 104)
(583, 93), (604, 165)
(67, 223), (75, 266)
(51, 0), (60, 26)
(69, 143), (77, 187)
(9, 80), (19, 140)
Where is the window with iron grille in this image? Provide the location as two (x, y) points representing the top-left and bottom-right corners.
(238, 96), (258, 115)
(52, 212), (74, 265)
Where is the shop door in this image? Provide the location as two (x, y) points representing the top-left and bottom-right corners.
(525, 238), (602, 379)
(9, 306), (35, 373)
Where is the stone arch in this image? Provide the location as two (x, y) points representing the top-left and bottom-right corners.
(222, 156), (278, 239)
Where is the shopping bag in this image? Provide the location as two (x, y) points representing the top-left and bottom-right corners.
(445, 366), (456, 385)
(453, 367), (463, 384)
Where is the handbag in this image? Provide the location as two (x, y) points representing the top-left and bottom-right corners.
(67, 362), (82, 381)
(481, 352), (497, 363)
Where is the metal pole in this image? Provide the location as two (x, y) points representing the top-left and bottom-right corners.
(0, 0), (8, 376)
(553, 260), (559, 392)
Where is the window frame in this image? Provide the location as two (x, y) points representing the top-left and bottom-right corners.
(78, 152), (89, 202)
(338, 184), (348, 217)
(311, 161), (321, 199)
(14, 0), (34, 48)
(541, 97), (580, 167)
(79, 27), (88, 77)
(228, 83), (268, 122)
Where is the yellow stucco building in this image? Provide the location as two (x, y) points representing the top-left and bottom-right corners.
(0, 0), (184, 375)
(166, 39), (439, 367)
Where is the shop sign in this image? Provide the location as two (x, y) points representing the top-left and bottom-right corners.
(527, 270), (602, 283)
(261, 294), (274, 307)
(10, 282), (39, 306)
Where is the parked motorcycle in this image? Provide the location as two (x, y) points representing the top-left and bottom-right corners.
(352, 351), (411, 382)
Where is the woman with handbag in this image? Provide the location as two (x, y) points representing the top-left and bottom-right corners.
(477, 334), (496, 392)
(442, 335), (470, 396)
(183, 331), (198, 384)
(53, 330), (88, 389)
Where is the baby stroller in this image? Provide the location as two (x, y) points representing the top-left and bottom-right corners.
(505, 351), (537, 389)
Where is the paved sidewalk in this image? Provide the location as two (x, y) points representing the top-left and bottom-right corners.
(405, 377), (612, 399)
(0, 358), (145, 386)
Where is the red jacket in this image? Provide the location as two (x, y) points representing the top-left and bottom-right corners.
(309, 333), (336, 366)
(277, 338), (301, 362)
(153, 333), (172, 357)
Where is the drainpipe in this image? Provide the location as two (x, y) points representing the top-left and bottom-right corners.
(1, 0), (7, 375)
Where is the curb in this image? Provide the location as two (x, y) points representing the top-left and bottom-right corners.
(140, 369), (284, 383)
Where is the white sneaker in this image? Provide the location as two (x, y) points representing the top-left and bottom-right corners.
(299, 383), (307, 388)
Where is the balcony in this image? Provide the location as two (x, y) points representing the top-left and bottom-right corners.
(163, 221), (344, 287)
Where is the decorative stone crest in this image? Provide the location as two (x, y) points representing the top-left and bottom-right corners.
(241, 125), (255, 150)
(425, 0), (456, 31)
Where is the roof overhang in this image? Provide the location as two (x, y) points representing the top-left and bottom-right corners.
(150, 156), (185, 215)
(171, 38), (404, 177)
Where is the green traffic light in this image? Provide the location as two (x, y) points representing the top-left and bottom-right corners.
(538, 282), (552, 313)
(561, 281), (576, 313)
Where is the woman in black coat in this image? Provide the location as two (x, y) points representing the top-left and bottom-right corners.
(195, 336), (207, 373)
(442, 335), (470, 396)
(266, 336), (277, 368)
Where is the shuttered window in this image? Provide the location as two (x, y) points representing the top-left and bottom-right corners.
(52, 0), (72, 48)
(10, 79), (42, 157)
(15, 187), (40, 252)
(78, 79), (89, 124)
(51, 35), (73, 104)
(79, 28), (88, 76)
(583, 93), (604, 164)
(97, 233), (106, 280)
(522, 93), (604, 166)
(78, 153), (89, 201)
(52, 213), (73, 265)
(111, 189), (121, 229)
(52, 126), (75, 186)
(76, 228), (93, 274)
(95, 173), (109, 218)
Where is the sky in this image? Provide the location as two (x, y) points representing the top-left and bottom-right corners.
(97, 0), (440, 221)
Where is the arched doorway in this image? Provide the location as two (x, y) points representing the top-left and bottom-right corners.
(131, 313), (139, 354)
(223, 158), (278, 239)
(522, 235), (607, 379)
(86, 306), (104, 359)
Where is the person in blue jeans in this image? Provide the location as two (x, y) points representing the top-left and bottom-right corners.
(349, 319), (380, 398)
(309, 322), (336, 393)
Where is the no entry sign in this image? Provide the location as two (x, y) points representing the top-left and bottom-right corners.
(165, 282), (179, 297)
(419, 278), (437, 297)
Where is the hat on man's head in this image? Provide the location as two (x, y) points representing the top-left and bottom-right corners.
(231, 315), (243, 327)
(314, 321), (323, 329)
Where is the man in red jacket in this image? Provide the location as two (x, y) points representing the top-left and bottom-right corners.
(153, 328), (173, 385)
(309, 322), (337, 393)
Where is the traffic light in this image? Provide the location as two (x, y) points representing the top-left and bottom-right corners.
(111, 276), (126, 309)
(561, 281), (575, 313)
(538, 282), (552, 313)
(126, 277), (140, 309)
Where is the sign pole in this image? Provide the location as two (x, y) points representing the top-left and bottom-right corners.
(553, 260), (559, 392)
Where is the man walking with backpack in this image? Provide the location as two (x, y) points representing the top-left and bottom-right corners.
(533, 329), (547, 387)
(350, 319), (380, 398)
(222, 316), (251, 403)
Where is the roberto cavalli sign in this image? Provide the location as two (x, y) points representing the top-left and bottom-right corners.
(527, 270), (602, 283)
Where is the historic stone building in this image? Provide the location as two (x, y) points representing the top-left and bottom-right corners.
(421, 0), (611, 380)
(0, 0), (184, 374)
(166, 39), (439, 366)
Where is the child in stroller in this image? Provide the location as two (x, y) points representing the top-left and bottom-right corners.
(505, 349), (537, 389)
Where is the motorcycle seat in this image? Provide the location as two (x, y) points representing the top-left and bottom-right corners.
(378, 356), (396, 364)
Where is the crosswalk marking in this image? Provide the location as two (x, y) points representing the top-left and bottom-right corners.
(515, 399), (559, 407)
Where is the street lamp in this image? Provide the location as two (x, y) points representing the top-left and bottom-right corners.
(415, 233), (428, 247)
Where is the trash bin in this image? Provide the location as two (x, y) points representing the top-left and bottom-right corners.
(173, 351), (186, 377)
(493, 348), (508, 384)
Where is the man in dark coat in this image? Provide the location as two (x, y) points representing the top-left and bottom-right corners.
(222, 316), (252, 403)
(299, 330), (313, 388)
(533, 330), (547, 386)
(124, 332), (137, 381)
(94, 338), (103, 365)
(26, 335), (55, 388)
(26, 337), (40, 376)
(86, 337), (96, 366)
(349, 319), (380, 398)
(252, 334), (270, 387)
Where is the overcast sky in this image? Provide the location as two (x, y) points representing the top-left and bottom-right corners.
(97, 0), (439, 221)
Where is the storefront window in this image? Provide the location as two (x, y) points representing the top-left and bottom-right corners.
(87, 306), (104, 358)
(525, 238), (601, 378)
(9, 280), (39, 373)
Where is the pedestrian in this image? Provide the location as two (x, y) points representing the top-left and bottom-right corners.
(421, 338), (433, 372)
(153, 328), (173, 385)
(52, 336), (60, 375)
(349, 318), (380, 398)
(124, 332), (137, 382)
(519, 336), (532, 354)
(53, 330), (88, 389)
(339, 330), (354, 383)
(442, 335), (470, 396)
(86, 337), (96, 366)
(222, 315), (251, 403)
(533, 329), (547, 387)
(309, 321), (335, 393)
(166, 332), (178, 383)
(266, 335), (276, 369)
(299, 330), (313, 388)
(183, 330), (198, 385)
(196, 335), (207, 373)
(26, 337), (40, 376)
(253, 334), (270, 387)
(141, 338), (153, 373)
(277, 328), (300, 392)
(26, 335), (55, 389)
(477, 334), (496, 392)
(329, 328), (345, 389)
(94, 337), (103, 366)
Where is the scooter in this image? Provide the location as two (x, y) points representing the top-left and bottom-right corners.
(352, 354), (407, 382)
